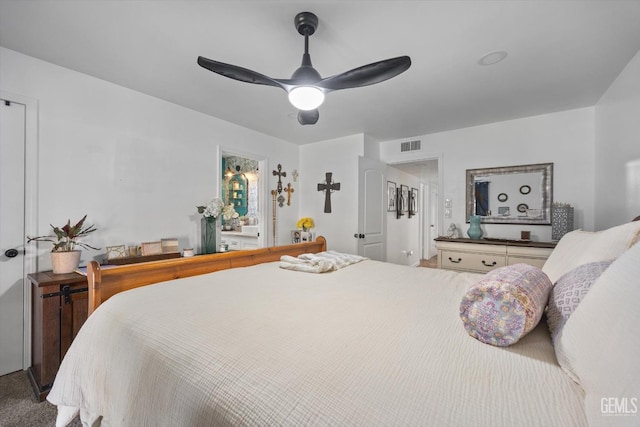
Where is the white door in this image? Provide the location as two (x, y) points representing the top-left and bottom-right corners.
(0, 98), (26, 375)
(428, 187), (438, 258)
(357, 156), (386, 261)
(421, 183), (429, 260)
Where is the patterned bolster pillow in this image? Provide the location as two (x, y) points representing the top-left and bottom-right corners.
(460, 264), (553, 346)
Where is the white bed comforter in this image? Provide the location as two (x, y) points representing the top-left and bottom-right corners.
(48, 260), (586, 426)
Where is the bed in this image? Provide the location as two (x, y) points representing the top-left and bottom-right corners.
(48, 222), (640, 427)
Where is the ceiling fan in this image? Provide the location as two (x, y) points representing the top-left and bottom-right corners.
(197, 12), (411, 125)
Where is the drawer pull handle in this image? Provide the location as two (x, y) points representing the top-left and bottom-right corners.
(482, 260), (497, 267)
(448, 257), (462, 264)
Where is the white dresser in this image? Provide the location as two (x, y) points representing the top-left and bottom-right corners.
(435, 237), (555, 274)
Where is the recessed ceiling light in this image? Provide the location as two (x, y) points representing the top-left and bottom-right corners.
(478, 50), (508, 66)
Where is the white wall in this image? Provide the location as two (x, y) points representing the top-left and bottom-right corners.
(385, 166), (420, 265)
(299, 134), (365, 254)
(0, 48), (299, 270)
(380, 107), (596, 241)
(595, 48), (640, 229)
(7, 42), (636, 269)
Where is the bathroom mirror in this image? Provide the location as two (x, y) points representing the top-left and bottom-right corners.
(465, 163), (553, 224)
(222, 154), (261, 227)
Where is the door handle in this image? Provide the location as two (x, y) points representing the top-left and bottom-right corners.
(4, 248), (19, 258)
(353, 234), (365, 239)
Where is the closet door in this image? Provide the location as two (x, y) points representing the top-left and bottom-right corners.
(0, 98), (26, 375)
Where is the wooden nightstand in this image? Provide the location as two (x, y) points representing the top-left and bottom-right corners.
(27, 271), (88, 401)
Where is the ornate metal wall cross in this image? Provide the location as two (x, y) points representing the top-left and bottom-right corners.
(272, 164), (286, 194)
(317, 172), (340, 213)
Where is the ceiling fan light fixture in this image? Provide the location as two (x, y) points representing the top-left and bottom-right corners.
(288, 86), (325, 111)
(197, 12), (410, 125)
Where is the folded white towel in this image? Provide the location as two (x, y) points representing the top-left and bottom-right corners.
(279, 251), (367, 273)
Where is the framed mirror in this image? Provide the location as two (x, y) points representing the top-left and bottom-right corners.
(465, 163), (553, 224)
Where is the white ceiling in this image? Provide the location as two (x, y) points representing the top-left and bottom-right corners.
(2, 1), (640, 145)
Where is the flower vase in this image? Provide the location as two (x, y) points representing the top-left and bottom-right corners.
(467, 215), (483, 240)
(201, 217), (220, 254)
(301, 227), (313, 242)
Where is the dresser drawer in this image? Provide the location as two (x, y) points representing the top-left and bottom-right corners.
(507, 255), (547, 269)
(507, 246), (553, 269)
(440, 250), (506, 273)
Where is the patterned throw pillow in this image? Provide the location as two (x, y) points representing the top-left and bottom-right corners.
(460, 264), (553, 346)
(546, 260), (612, 343)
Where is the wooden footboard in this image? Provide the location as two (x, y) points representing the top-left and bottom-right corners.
(87, 236), (327, 315)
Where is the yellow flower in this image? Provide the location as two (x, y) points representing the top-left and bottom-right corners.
(296, 217), (315, 229)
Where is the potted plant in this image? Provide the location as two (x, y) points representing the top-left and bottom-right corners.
(28, 215), (99, 274)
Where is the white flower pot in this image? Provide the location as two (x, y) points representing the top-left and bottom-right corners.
(51, 250), (81, 274)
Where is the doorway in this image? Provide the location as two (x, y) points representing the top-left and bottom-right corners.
(389, 157), (441, 264)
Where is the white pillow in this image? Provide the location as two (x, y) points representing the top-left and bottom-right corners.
(542, 221), (640, 284)
(553, 242), (640, 425)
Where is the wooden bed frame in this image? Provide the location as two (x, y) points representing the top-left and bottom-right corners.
(86, 236), (327, 315)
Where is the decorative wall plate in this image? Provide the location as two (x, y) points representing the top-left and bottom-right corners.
(497, 193), (508, 202)
(517, 203), (529, 213)
(519, 185), (531, 195)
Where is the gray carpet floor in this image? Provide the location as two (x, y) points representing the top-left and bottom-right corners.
(0, 370), (81, 427)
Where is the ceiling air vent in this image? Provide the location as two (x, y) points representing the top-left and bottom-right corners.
(400, 139), (422, 153)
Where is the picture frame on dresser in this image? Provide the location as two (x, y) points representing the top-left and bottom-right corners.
(141, 241), (163, 256)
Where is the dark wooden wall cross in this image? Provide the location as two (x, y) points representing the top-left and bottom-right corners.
(272, 164), (286, 194)
(317, 172), (340, 213)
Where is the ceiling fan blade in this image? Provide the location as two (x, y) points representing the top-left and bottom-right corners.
(317, 56), (411, 91)
(297, 109), (319, 125)
(197, 56), (286, 89)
